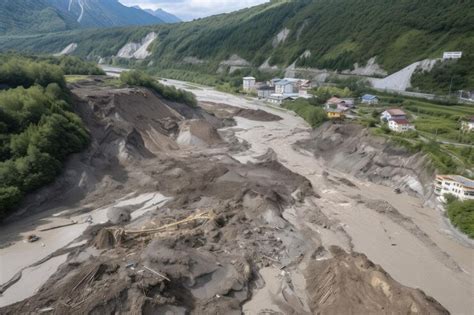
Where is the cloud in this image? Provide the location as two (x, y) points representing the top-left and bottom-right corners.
(119, 0), (270, 21)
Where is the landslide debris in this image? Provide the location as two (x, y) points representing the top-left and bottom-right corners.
(0, 79), (449, 314)
(199, 101), (282, 122)
(306, 247), (448, 315)
(297, 123), (433, 199)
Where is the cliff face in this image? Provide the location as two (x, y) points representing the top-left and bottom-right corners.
(297, 123), (434, 201)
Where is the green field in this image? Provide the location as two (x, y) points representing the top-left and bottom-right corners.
(356, 94), (474, 176)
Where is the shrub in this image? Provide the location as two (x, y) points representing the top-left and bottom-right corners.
(120, 70), (197, 107)
(445, 197), (474, 238)
(283, 99), (327, 128)
(0, 55), (90, 219)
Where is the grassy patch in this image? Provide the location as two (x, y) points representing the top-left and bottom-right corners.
(357, 93), (474, 176)
(282, 98), (327, 128)
(65, 75), (89, 83)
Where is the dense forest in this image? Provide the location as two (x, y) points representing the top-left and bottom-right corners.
(411, 44), (474, 94)
(0, 56), (91, 219)
(0, 0), (78, 34)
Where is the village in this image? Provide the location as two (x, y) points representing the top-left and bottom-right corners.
(243, 76), (474, 202)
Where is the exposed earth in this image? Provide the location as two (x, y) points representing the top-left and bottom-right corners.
(0, 77), (472, 314)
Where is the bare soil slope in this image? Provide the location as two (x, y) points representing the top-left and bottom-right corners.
(297, 123), (434, 200)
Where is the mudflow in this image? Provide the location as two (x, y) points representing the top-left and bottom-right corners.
(0, 77), (472, 314)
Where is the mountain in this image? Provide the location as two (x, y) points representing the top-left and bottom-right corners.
(131, 6), (181, 24)
(1, 0), (472, 84)
(0, 0), (164, 34)
(0, 0), (78, 34)
(143, 8), (181, 24)
(45, 0), (164, 28)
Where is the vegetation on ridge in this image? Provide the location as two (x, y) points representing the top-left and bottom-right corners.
(120, 70), (197, 107)
(0, 55), (90, 219)
(445, 194), (474, 239)
(1, 0), (472, 80)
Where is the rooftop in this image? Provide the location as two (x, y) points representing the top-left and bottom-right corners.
(243, 76), (256, 80)
(386, 108), (407, 116)
(327, 97), (343, 104)
(437, 175), (474, 189)
(275, 79), (293, 86)
(362, 94), (378, 100)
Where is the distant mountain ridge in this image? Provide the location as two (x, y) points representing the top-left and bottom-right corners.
(0, 0), (79, 34)
(0, 0), (166, 34)
(46, 0), (164, 28)
(132, 6), (181, 23)
(0, 0), (472, 88)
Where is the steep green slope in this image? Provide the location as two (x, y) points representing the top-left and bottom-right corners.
(0, 0), (164, 35)
(0, 0), (78, 35)
(46, 0), (164, 28)
(0, 0), (472, 76)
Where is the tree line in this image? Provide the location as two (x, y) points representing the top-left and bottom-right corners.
(0, 55), (91, 219)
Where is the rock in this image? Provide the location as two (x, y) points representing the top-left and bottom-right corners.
(107, 206), (131, 224)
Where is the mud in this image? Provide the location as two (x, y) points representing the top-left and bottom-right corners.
(0, 78), (458, 314)
(305, 247), (448, 314)
(200, 101), (282, 122)
(298, 123), (433, 200)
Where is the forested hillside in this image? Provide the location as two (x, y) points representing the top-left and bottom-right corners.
(0, 0), (78, 34)
(0, 0), (164, 35)
(2, 0), (472, 72)
(0, 0), (472, 92)
(46, 0), (164, 28)
(0, 55), (92, 219)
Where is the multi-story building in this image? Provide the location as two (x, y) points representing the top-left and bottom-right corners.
(242, 77), (256, 91)
(435, 175), (474, 201)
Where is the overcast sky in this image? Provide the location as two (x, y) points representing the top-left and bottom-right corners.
(119, 0), (270, 21)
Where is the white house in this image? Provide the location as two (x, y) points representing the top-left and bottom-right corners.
(461, 116), (474, 132)
(243, 77), (256, 91)
(361, 94), (379, 105)
(275, 79), (294, 94)
(381, 108), (407, 121)
(443, 52), (463, 60)
(435, 175), (474, 201)
(388, 118), (415, 132)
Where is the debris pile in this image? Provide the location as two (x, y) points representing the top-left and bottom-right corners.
(0, 79), (449, 314)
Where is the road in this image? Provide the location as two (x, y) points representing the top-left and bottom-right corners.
(163, 78), (474, 314)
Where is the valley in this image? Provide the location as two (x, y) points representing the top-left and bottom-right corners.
(0, 0), (473, 313)
(0, 76), (472, 314)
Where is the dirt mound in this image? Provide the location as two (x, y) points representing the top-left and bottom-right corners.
(306, 246), (448, 314)
(177, 119), (223, 147)
(199, 101), (282, 122)
(297, 123), (433, 200)
(234, 108), (282, 122)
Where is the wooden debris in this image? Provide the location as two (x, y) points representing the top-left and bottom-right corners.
(143, 265), (171, 282)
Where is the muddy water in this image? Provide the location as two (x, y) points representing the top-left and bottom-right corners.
(0, 192), (171, 307)
(166, 79), (474, 314)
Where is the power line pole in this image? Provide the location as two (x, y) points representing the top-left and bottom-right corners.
(449, 76), (454, 97)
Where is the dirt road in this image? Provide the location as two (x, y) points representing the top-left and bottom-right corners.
(163, 79), (474, 314)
